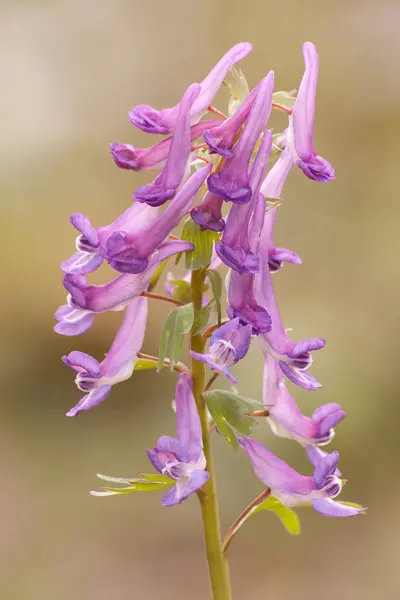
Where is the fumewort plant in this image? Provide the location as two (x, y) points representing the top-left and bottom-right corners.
(56, 41), (365, 599)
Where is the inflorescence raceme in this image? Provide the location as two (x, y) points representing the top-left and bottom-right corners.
(56, 41), (365, 531)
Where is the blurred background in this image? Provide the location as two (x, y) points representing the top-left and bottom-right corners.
(1, 0), (399, 598)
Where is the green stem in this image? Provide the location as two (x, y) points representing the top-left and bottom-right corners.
(191, 268), (232, 600)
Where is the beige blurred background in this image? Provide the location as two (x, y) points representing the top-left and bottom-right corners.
(1, 0), (399, 598)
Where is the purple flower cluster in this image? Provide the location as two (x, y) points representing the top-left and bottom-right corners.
(56, 41), (363, 515)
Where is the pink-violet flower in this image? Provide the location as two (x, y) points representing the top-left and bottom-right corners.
(63, 296), (147, 416)
(288, 42), (335, 183)
(240, 436), (364, 517)
(129, 43), (252, 134)
(147, 373), (210, 506)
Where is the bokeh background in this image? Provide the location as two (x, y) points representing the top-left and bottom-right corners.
(2, 0), (400, 598)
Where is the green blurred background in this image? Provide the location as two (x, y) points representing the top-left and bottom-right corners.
(2, 0), (399, 598)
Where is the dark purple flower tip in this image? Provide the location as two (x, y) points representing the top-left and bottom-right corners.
(101, 232), (149, 274)
(108, 257), (149, 275)
(190, 205), (225, 232)
(297, 156), (335, 183)
(203, 129), (234, 158)
(312, 403), (346, 438)
(134, 183), (176, 207)
(128, 104), (169, 135)
(228, 305), (272, 335)
(215, 242), (259, 275)
(70, 214), (98, 248)
(278, 360), (322, 391)
(62, 351), (101, 377)
(207, 172), (252, 205)
(63, 274), (88, 309)
(110, 143), (141, 170)
(314, 451), (340, 489)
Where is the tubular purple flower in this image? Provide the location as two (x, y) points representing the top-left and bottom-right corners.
(110, 120), (219, 171)
(134, 84), (201, 207)
(239, 436), (364, 517)
(259, 144), (301, 272)
(216, 131), (272, 274)
(190, 191), (225, 232)
(61, 203), (156, 276)
(147, 373), (210, 506)
(129, 43), (252, 134)
(63, 296), (148, 416)
(255, 258), (325, 391)
(203, 85), (258, 157)
(207, 71), (274, 204)
(190, 318), (252, 383)
(103, 164), (212, 274)
(289, 42), (335, 183)
(227, 271), (271, 335)
(263, 354), (345, 445)
(55, 241), (192, 335)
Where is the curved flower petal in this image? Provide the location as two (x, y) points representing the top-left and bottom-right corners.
(312, 498), (365, 518)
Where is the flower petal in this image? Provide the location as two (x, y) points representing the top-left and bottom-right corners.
(66, 384), (112, 417)
(312, 498), (365, 518)
(313, 451), (340, 489)
(175, 373), (203, 463)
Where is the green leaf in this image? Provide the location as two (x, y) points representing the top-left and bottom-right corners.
(203, 390), (263, 449)
(205, 269), (223, 326)
(223, 494), (300, 551)
(91, 472), (174, 497)
(158, 303), (194, 370)
(181, 219), (220, 270)
(253, 496), (300, 535)
(134, 358), (158, 371)
(192, 300), (215, 335)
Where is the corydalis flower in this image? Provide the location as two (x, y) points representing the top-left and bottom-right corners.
(61, 203), (155, 276)
(190, 318), (252, 384)
(240, 436), (364, 517)
(264, 354), (345, 445)
(103, 164), (212, 274)
(207, 71), (274, 204)
(216, 131), (272, 274)
(147, 373), (209, 506)
(55, 241), (192, 336)
(134, 84), (200, 207)
(259, 144), (301, 272)
(110, 120), (218, 171)
(62, 296), (147, 416)
(255, 258), (325, 391)
(226, 146), (272, 334)
(129, 43), (252, 134)
(288, 42), (335, 183)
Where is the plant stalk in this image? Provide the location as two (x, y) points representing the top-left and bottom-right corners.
(191, 268), (232, 600)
